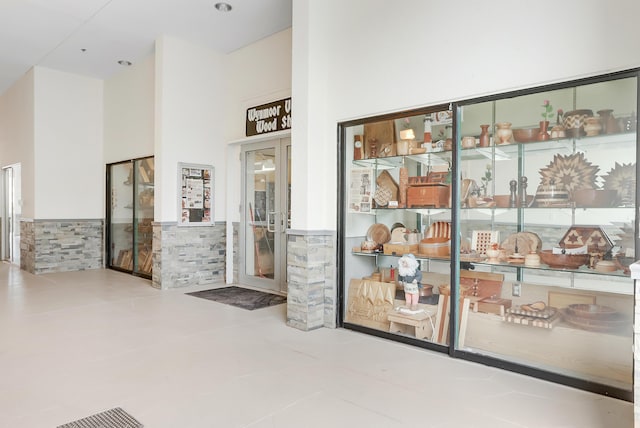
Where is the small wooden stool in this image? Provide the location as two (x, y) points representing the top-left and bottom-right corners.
(388, 310), (436, 340)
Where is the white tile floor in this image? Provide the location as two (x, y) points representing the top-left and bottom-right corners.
(0, 263), (633, 428)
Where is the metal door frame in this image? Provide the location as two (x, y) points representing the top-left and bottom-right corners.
(239, 137), (290, 293)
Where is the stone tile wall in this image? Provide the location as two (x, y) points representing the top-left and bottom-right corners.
(20, 220), (35, 273)
(232, 222), (239, 283)
(286, 230), (336, 331)
(20, 219), (103, 274)
(152, 221), (226, 289)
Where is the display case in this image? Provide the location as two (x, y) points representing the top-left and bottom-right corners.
(107, 156), (154, 278)
(455, 73), (637, 398)
(338, 69), (638, 400)
(340, 105), (457, 348)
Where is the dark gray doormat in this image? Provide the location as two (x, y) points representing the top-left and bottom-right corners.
(57, 407), (142, 428)
(186, 286), (286, 310)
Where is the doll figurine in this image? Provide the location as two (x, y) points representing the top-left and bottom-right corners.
(397, 253), (422, 311)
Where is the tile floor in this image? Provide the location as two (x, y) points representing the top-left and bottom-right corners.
(0, 263), (633, 428)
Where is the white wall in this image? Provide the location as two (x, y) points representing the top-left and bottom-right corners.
(225, 28), (292, 225)
(291, 0), (640, 231)
(33, 67), (104, 219)
(104, 55), (155, 163)
(225, 28), (292, 142)
(0, 70), (35, 218)
(155, 36), (226, 222)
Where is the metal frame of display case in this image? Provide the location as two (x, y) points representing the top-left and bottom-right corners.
(105, 156), (155, 280)
(337, 68), (639, 402)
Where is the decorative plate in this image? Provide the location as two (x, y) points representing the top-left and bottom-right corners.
(538, 153), (599, 194)
(366, 223), (391, 245)
(602, 162), (635, 207)
(500, 232), (542, 256)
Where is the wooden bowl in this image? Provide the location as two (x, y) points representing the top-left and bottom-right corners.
(512, 127), (540, 142)
(566, 304), (617, 319)
(419, 237), (450, 257)
(595, 260), (617, 273)
(572, 188), (617, 208)
(539, 250), (589, 269)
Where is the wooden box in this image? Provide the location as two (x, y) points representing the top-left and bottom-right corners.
(407, 172), (450, 208)
(459, 270), (504, 299)
(383, 243), (419, 256)
(407, 185), (450, 208)
(473, 296), (512, 316)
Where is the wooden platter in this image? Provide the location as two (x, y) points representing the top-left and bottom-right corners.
(500, 232), (542, 256)
(366, 223), (391, 245)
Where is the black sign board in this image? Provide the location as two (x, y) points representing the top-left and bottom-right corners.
(246, 97), (291, 136)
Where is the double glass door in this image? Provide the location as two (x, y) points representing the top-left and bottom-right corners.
(240, 138), (291, 293)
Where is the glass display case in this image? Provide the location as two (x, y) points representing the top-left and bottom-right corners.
(107, 156), (154, 278)
(338, 69), (638, 400)
(455, 73), (637, 398)
(340, 105), (456, 348)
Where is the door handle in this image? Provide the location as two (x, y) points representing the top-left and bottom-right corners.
(267, 211), (276, 233)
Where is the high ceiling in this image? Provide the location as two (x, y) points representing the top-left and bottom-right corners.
(0, 0), (292, 95)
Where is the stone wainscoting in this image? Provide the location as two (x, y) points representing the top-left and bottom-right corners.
(231, 222), (239, 284)
(286, 230), (336, 331)
(20, 219), (103, 274)
(152, 221), (227, 289)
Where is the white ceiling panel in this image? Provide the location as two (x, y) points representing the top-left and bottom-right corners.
(0, 0), (292, 95)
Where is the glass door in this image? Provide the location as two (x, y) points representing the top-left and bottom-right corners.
(134, 158), (154, 276)
(240, 138), (291, 293)
(2, 164), (21, 265)
(107, 156), (154, 278)
(107, 161), (134, 273)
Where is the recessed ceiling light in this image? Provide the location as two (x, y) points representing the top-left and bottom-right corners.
(214, 2), (232, 12)
(118, 60), (132, 66)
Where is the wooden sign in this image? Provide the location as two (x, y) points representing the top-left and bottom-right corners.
(246, 98), (291, 136)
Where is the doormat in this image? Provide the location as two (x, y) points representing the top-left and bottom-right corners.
(57, 407), (143, 428)
(186, 286), (286, 310)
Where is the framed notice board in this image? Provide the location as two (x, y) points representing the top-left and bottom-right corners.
(178, 162), (214, 226)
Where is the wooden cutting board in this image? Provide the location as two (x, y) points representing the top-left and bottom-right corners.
(376, 170), (399, 202)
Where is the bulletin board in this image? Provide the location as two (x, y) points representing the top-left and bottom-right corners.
(178, 162), (214, 226)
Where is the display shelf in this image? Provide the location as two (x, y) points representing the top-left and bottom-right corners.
(353, 151), (452, 169)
